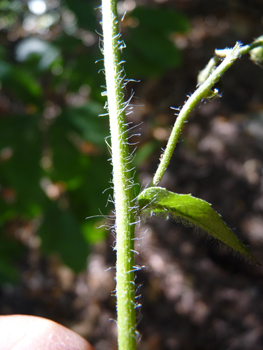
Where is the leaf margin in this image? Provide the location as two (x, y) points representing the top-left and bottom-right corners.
(138, 186), (261, 266)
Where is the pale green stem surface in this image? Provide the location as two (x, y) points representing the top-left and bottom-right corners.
(153, 40), (263, 186)
(101, 1), (136, 350)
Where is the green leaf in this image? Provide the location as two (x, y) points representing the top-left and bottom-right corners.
(138, 187), (261, 265)
(39, 202), (88, 273)
(82, 220), (107, 244)
(68, 155), (112, 218)
(0, 61), (42, 103)
(130, 6), (189, 34)
(0, 115), (45, 216)
(48, 103), (108, 183)
(64, 0), (99, 31)
(124, 6), (189, 78)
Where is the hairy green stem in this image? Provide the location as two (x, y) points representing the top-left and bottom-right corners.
(101, 1), (136, 350)
(153, 39), (263, 186)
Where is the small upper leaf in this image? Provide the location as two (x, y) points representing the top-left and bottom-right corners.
(138, 187), (261, 265)
(249, 35), (263, 65)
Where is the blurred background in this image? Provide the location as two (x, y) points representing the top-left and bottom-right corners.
(0, 0), (263, 349)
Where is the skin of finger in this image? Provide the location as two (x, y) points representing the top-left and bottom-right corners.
(0, 315), (94, 350)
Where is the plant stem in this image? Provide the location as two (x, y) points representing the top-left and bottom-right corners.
(152, 39), (263, 186)
(101, 1), (136, 350)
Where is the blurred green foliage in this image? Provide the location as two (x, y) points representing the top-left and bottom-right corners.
(124, 6), (189, 77)
(0, 0), (189, 281)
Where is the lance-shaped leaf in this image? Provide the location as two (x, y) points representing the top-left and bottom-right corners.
(138, 187), (261, 265)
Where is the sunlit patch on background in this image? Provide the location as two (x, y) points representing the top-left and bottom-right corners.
(28, 0), (47, 15)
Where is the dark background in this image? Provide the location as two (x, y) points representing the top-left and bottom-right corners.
(0, 0), (263, 349)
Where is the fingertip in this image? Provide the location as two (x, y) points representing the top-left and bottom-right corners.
(0, 315), (94, 350)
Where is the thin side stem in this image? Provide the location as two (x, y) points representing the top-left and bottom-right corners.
(101, 1), (136, 350)
(152, 39), (263, 186)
